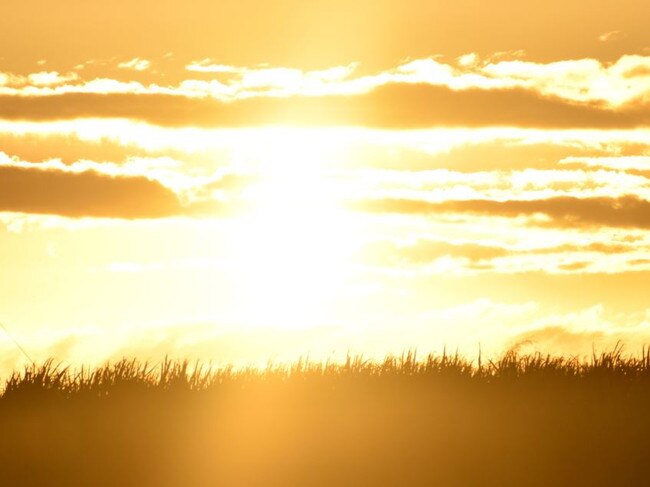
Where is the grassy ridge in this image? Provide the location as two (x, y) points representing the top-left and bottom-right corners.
(2, 348), (650, 486)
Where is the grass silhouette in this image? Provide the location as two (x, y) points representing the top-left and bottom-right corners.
(2, 346), (650, 486)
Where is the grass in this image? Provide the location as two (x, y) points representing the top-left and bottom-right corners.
(2, 346), (650, 486)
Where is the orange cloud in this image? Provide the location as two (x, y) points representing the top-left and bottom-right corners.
(0, 165), (182, 218)
(1, 84), (649, 129)
(361, 239), (510, 266)
(0, 131), (149, 163)
(364, 239), (638, 268)
(354, 195), (650, 229)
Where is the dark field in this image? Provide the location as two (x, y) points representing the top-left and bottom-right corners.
(2, 348), (650, 486)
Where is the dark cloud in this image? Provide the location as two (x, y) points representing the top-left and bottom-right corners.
(1, 83), (649, 129)
(353, 195), (650, 229)
(0, 165), (182, 218)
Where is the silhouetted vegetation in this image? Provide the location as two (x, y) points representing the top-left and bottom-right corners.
(2, 346), (650, 486)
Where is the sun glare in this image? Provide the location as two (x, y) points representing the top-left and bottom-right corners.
(225, 129), (361, 329)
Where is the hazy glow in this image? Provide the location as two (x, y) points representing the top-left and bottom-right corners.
(1, 7), (650, 373)
(224, 131), (361, 328)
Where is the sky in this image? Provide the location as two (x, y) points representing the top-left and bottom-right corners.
(1, 1), (650, 373)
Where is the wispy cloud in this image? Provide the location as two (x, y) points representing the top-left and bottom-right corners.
(117, 57), (151, 71)
(354, 195), (650, 229)
(186, 60), (243, 73)
(598, 30), (627, 43)
(0, 54), (648, 129)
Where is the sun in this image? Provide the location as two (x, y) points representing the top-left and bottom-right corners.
(224, 128), (361, 329)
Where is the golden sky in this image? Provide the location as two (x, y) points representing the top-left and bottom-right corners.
(1, 1), (650, 373)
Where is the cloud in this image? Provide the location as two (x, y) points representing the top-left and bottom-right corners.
(623, 64), (650, 78)
(348, 83), (650, 129)
(357, 236), (649, 276)
(457, 53), (479, 67)
(598, 31), (626, 43)
(0, 165), (182, 219)
(560, 155), (650, 171)
(26, 71), (79, 87)
(186, 60), (243, 73)
(553, 242), (634, 255)
(348, 166), (649, 203)
(361, 239), (509, 266)
(508, 305), (650, 357)
(117, 58), (151, 71)
(0, 131), (150, 163)
(6, 54), (650, 105)
(480, 55), (650, 106)
(514, 325), (646, 358)
(1, 54), (650, 127)
(353, 195), (650, 229)
(365, 238), (637, 267)
(1, 83), (649, 129)
(512, 325), (609, 355)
